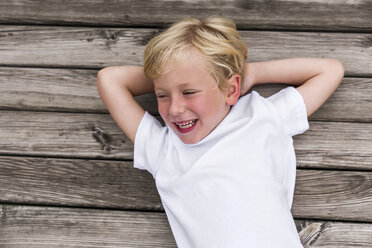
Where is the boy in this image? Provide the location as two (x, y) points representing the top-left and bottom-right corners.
(97, 18), (344, 248)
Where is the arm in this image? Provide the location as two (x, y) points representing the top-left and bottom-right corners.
(241, 58), (344, 117)
(96, 66), (154, 142)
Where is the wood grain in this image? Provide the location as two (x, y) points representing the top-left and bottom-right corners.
(0, 156), (162, 210)
(0, 204), (177, 248)
(1, 67), (371, 122)
(0, 0), (371, 31)
(295, 121), (372, 170)
(0, 111), (371, 170)
(0, 26), (371, 76)
(0, 111), (132, 159)
(296, 220), (372, 248)
(0, 67), (157, 114)
(1, 204), (371, 247)
(0, 0), (370, 246)
(0, 156), (371, 221)
(293, 170), (372, 222)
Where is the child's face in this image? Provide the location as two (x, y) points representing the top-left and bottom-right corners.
(154, 52), (231, 144)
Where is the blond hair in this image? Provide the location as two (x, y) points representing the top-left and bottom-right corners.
(144, 17), (247, 90)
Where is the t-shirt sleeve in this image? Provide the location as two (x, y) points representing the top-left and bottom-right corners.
(133, 111), (168, 177)
(267, 86), (309, 136)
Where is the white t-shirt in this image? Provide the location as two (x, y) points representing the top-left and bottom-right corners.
(134, 87), (309, 248)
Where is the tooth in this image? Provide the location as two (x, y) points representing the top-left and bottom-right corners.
(176, 120), (196, 129)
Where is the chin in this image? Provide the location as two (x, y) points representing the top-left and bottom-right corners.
(181, 139), (198, 144)
(178, 134), (201, 145)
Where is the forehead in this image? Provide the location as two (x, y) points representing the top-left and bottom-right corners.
(154, 49), (215, 89)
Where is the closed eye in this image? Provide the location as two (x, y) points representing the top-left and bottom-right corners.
(156, 94), (168, 99)
(183, 91), (198, 95)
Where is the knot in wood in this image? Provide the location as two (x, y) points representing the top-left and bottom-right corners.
(92, 126), (113, 154)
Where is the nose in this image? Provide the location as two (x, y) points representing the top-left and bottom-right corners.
(169, 97), (186, 116)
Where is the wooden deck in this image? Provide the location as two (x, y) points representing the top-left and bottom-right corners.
(0, 0), (371, 247)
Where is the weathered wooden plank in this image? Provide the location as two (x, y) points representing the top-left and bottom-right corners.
(295, 122), (372, 170)
(0, 111), (371, 170)
(0, 156), (371, 221)
(1, 67), (371, 122)
(0, 204), (177, 248)
(0, 67), (157, 114)
(293, 170), (372, 222)
(0, 156), (162, 210)
(0, 111), (132, 159)
(296, 220), (372, 248)
(0, 0), (371, 31)
(1, 204), (371, 247)
(0, 26), (371, 76)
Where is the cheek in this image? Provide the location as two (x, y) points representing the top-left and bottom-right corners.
(195, 94), (228, 123)
(187, 97), (215, 119)
(157, 102), (168, 120)
(187, 98), (205, 114)
(197, 94), (222, 110)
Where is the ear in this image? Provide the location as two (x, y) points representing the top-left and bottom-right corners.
(226, 74), (241, 105)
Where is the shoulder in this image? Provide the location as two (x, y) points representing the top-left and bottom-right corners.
(135, 112), (167, 145)
(133, 112), (169, 175)
(233, 87), (309, 136)
(267, 87), (309, 136)
(233, 90), (274, 114)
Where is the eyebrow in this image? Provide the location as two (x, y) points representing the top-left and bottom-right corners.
(155, 83), (195, 91)
(154, 86), (167, 92)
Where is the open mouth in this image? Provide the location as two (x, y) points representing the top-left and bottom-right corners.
(173, 119), (198, 133)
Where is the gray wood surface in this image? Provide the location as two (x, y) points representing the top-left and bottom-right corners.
(1, 111), (371, 170)
(0, 26), (371, 76)
(0, 111), (132, 159)
(0, 156), (162, 211)
(1, 0), (371, 245)
(0, 67), (157, 115)
(1, 67), (372, 122)
(0, 156), (371, 222)
(1, 204), (372, 248)
(296, 219), (372, 248)
(295, 121), (372, 170)
(0, 0), (371, 31)
(0, 204), (177, 248)
(293, 170), (372, 222)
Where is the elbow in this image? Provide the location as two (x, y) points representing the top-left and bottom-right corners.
(335, 59), (344, 75)
(97, 67), (116, 93)
(325, 59), (344, 88)
(97, 67), (109, 88)
(332, 59), (344, 82)
(96, 67), (114, 98)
